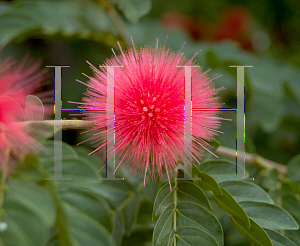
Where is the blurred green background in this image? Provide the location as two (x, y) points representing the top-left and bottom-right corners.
(1, 0), (300, 245)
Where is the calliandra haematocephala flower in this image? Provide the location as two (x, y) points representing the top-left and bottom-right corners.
(0, 56), (52, 174)
(77, 40), (224, 186)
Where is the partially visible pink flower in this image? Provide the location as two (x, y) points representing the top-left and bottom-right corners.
(0, 56), (51, 173)
(79, 41), (223, 184)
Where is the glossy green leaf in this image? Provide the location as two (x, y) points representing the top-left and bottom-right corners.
(3, 180), (56, 228)
(176, 202), (223, 245)
(168, 226), (219, 246)
(0, 180), (56, 246)
(193, 164), (223, 195)
(1, 207), (49, 246)
(153, 201), (224, 246)
(60, 187), (112, 232)
(212, 187), (251, 229)
(287, 154), (300, 182)
(282, 195), (300, 221)
(219, 180), (273, 203)
(230, 216), (273, 246)
(153, 203), (174, 246)
(89, 180), (141, 236)
(63, 203), (115, 246)
(239, 201), (299, 230)
(285, 229), (300, 246)
(265, 229), (297, 246)
(199, 160), (249, 183)
(152, 181), (211, 221)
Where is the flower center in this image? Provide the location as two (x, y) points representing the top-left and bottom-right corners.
(140, 95), (160, 120)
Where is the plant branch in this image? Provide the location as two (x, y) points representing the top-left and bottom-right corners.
(215, 146), (287, 175)
(25, 120), (287, 174)
(26, 120), (94, 130)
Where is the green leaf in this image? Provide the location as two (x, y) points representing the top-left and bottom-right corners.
(89, 182), (131, 209)
(193, 164), (223, 195)
(0, 180), (56, 246)
(112, 211), (125, 246)
(72, 145), (105, 171)
(176, 202), (223, 246)
(152, 181), (211, 221)
(264, 229), (297, 246)
(199, 160), (249, 183)
(282, 195), (300, 221)
(89, 180), (141, 236)
(168, 227), (219, 246)
(0, 11), (39, 46)
(229, 216), (273, 246)
(3, 180), (56, 228)
(62, 202), (115, 246)
(0, 1), (117, 46)
(43, 156), (101, 185)
(60, 186), (112, 232)
(39, 140), (78, 160)
(153, 202), (224, 246)
(285, 229), (300, 246)
(73, 145), (100, 161)
(211, 187), (251, 229)
(123, 192), (140, 235)
(153, 203), (174, 246)
(12, 153), (46, 182)
(287, 154), (300, 182)
(219, 180), (273, 203)
(117, 0), (151, 24)
(1, 208), (49, 246)
(239, 201), (299, 230)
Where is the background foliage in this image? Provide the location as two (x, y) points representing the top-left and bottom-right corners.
(0, 0), (300, 245)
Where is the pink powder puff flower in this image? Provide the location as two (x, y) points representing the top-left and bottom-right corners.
(0, 56), (51, 174)
(78, 39), (223, 186)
